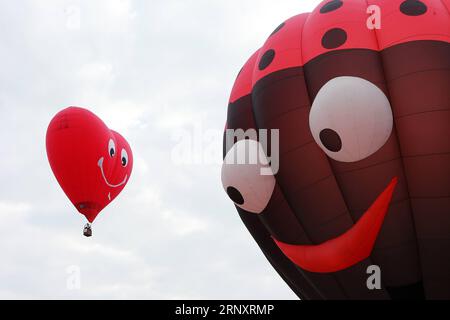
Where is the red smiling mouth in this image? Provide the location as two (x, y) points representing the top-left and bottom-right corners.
(273, 177), (398, 273)
(97, 157), (128, 188)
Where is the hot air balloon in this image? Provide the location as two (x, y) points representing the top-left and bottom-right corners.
(46, 107), (133, 237)
(222, 0), (449, 299)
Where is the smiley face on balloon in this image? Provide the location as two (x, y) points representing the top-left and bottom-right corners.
(46, 107), (133, 235)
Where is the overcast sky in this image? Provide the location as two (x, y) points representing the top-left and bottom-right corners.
(0, 0), (320, 299)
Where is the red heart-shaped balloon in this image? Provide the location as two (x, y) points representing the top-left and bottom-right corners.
(46, 107), (133, 222)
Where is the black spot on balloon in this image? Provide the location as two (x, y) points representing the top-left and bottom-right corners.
(270, 22), (285, 36)
(320, 0), (343, 13)
(321, 28), (347, 49)
(320, 128), (342, 152)
(400, 0), (427, 16)
(227, 186), (244, 205)
(258, 49), (275, 70)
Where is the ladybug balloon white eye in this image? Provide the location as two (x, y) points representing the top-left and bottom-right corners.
(309, 76), (393, 162)
(221, 139), (275, 214)
(108, 139), (116, 157)
(121, 149), (128, 167)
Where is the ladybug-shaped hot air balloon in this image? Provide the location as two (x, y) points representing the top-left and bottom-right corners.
(46, 107), (133, 237)
(222, 0), (449, 299)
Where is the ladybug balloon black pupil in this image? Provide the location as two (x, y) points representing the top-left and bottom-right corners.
(226, 186), (244, 205)
(122, 157), (127, 166)
(319, 128), (342, 152)
(320, 0), (343, 14)
(110, 148), (115, 157)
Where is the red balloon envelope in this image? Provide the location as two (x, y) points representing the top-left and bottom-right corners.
(46, 107), (133, 227)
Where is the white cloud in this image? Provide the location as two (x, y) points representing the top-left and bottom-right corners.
(0, 201), (31, 216)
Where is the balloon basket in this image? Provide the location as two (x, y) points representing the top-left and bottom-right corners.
(83, 223), (92, 237)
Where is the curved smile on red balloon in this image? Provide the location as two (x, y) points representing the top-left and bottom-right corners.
(97, 157), (128, 188)
(273, 177), (398, 273)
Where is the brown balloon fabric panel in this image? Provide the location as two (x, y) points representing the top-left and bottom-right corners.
(258, 183), (353, 299)
(226, 97), (256, 136)
(236, 208), (322, 300)
(303, 49), (422, 289)
(225, 93), (349, 299)
(251, 66), (390, 299)
(381, 40), (450, 299)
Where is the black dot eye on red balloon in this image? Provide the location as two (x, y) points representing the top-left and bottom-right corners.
(270, 22), (285, 36)
(400, 0), (427, 16)
(319, 128), (342, 152)
(322, 28), (347, 49)
(320, 0), (343, 14)
(226, 186), (244, 205)
(259, 49), (275, 70)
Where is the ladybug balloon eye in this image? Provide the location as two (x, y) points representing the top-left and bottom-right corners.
(108, 139), (116, 157)
(309, 76), (393, 162)
(221, 139), (275, 214)
(121, 149), (128, 167)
